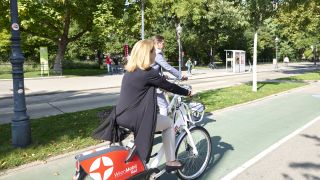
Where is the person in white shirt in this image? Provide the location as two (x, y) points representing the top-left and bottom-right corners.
(151, 35), (188, 116)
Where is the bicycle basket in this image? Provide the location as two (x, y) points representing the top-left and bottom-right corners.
(188, 102), (205, 123)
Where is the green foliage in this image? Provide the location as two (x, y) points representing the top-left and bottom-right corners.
(276, 1), (320, 60)
(1, 0), (319, 66)
(0, 29), (10, 61)
(62, 60), (99, 69)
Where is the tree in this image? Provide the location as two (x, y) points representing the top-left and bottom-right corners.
(0, 0), (11, 61)
(18, 0), (104, 73)
(66, 0), (125, 67)
(148, 0), (247, 65)
(276, 0), (320, 63)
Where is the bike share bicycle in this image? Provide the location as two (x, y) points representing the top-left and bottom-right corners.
(73, 82), (211, 180)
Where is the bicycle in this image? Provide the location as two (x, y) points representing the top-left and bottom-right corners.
(73, 83), (212, 180)
(208, 61), (217, 70)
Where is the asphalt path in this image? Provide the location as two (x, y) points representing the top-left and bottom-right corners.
(0, 65), (318, 124)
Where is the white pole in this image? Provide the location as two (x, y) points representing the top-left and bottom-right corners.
(252, 32), (258, 92)
(178, 34), (181, 74)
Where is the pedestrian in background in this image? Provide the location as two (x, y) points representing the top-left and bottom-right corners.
(113, 55), (120, 74)
(105, 53), (113, 75)
(284, 56), (289, 66)
(186, 58), (193, 75)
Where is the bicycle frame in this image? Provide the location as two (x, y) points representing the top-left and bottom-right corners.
(148, 94), (199, 170)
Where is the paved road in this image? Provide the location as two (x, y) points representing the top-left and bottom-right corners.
(0, 63), (318, 124)
(1, 79), (319, 180)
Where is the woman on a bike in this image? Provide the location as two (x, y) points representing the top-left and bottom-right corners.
(99, 39), (191, 170)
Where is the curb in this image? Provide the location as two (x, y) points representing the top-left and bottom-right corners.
(0, 76), (67, 81)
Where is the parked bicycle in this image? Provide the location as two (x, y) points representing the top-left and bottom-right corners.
(73, 83), (211, 180)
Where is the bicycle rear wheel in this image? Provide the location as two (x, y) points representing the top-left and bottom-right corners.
(175, 126), (212, 179)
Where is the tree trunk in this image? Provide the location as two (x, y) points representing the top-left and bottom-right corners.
(53, 9), (71, 74)
(54, 36), (68, 74)
(209, 46), (216, 63)
(97, 50), (103, 68)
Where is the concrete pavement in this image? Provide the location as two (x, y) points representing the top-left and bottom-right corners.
(0, 64), (319, 179)
(0, 62), (315, 99)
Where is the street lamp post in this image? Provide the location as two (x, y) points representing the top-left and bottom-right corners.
(9, 0), (31, 147)
(125, 0), (145, 40)
(176, 24), (182, 74)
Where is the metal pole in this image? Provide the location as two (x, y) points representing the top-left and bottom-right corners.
(314, 44), (317, 65)
(276, 40), (278, 63)
(141, 0), (144, 40)
(9, 0), (31, 147)
(178, 34), (181, 74)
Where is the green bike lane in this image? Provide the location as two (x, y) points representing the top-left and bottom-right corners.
(1, 83), (319, 180)
(198, 82), (320, 180)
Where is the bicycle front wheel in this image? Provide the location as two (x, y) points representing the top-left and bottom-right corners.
(175, 126), (212, 179)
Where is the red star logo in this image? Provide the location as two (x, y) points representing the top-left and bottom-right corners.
(90, 157), (113, 180)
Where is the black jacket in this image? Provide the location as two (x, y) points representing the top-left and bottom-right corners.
(116, 68), (189, 162)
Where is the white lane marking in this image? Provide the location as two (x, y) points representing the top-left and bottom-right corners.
(221, 115), (320, 180)
(312, 94), (320, 98)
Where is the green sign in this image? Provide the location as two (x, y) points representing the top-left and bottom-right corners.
(40, 47), (49, 76)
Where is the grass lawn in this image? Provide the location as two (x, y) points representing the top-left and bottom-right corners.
(278, 70), (320, 81)
(0, 69), (107, 79)
(0, 107), (110, 171)
(0, 80), (306, 171)
(196, 81), (306, 112)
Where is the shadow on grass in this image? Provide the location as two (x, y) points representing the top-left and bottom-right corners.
(0, 91), (114, 170)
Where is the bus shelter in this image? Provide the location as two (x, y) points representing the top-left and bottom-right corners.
(225, 50), (246, 73)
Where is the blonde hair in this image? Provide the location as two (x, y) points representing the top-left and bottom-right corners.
(125, 39), (155, 72)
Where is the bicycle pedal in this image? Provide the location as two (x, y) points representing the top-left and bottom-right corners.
(166, 162), (184, 173)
